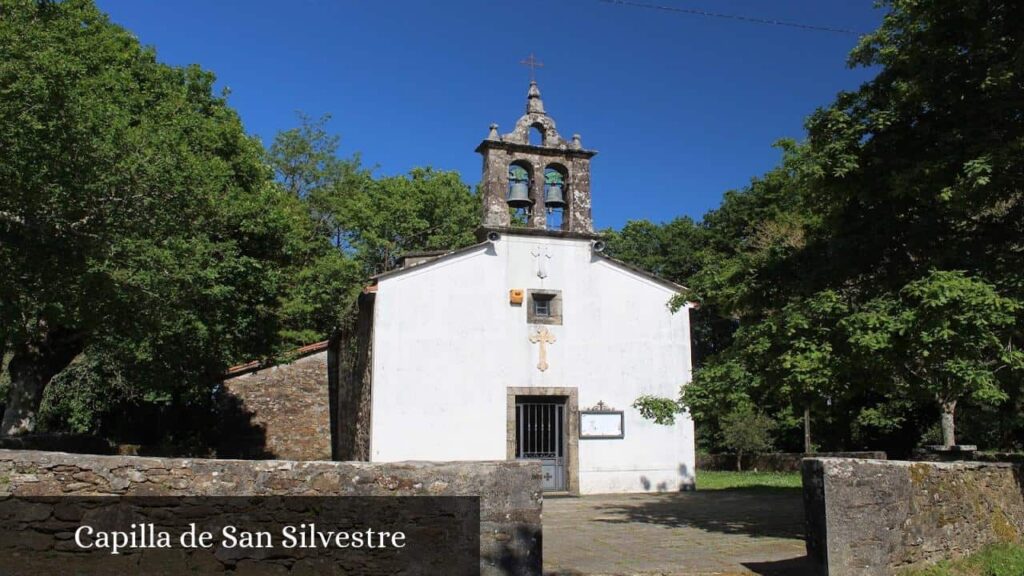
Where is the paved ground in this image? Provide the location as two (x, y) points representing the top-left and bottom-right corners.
(543, 489), (814, 576)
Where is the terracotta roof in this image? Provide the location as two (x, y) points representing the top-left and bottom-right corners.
(223, 340), (329, 378)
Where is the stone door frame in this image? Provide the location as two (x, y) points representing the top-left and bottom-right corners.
(506, 387), (579, 495)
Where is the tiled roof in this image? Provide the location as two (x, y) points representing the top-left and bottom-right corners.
(223, 340), (329, 378)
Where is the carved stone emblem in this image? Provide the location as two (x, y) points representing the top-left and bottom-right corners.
(529, 327), (556, 372)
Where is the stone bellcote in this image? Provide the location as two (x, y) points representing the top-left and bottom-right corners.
(476, 81), (597, 235)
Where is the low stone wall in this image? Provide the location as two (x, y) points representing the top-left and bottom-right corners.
(961, 451), (1024, 464)
(803, 458), (1024, 575)
(698, 451), (886, 472)
(0, 449), (543, 575)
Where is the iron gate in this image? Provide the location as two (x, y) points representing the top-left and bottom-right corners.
(515, 400), (566, 491)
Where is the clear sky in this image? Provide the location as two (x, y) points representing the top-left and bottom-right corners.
(95, 0), (884, 230)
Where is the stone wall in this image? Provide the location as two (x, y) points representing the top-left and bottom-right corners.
(803, 458), (1024, 575)
(332, 292), (374, 461)
(697, 451), (886, 473)
(219, 347), (331, 461)
(0, 449), (543, 575)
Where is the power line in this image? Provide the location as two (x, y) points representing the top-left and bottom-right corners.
(597, 0), (865, 36)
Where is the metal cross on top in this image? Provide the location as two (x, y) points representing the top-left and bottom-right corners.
(520, 53), (544, 82)
(529, 327), (557, 372)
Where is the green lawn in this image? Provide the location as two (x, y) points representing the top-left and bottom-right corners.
(900, 543), (1024, 576)
(696, 470), (802, 491)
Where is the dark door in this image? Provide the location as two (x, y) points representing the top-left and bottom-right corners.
(515, 398), (566, 491)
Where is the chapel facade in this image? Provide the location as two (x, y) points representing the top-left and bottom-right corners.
(332, 81), (696, 494)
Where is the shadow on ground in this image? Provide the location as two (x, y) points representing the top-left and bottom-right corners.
(743, 555), (817, 575)
(589, 487), (805, 539)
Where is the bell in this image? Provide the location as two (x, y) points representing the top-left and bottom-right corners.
(544, 183), (566, 209)
(507, 180), (532, 208)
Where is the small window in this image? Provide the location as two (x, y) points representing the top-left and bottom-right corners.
(534, 297), (552, 317)
(527, 289), (562, 325)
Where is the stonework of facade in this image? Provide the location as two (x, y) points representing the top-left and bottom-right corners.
(477, 81), (597, 235)
(332, 292), (375, 462)
(0, 449), (542, 575)
(803, 457), (1024, 575)
(219, 347), (332, 461)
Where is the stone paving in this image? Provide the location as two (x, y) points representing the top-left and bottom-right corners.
(543, 488), (813, 576)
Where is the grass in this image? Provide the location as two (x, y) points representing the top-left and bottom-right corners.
(900, 543), (1024, 576)
(696, 470), (802, 491)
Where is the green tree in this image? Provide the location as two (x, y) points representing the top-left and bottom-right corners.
(605, 217), (706, 283)
(265, 114), (370, 345)
(0, 0), (315, 437)
(334, 168), (479, 275)
(846, 271), (1022, 447)
(669, 0), (1024, 455)
(267, 112), (363, 200)
(267, 117), (480, 278)
(720, 405), (774, 471)
(773, 291), (850, 453)
(632, 395), (681, 426)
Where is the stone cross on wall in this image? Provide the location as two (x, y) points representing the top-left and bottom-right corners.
(531, 246), (551, 279)
(529, 327), (556, 372)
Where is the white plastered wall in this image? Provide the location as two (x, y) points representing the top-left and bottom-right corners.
(369, 234), (695, 494)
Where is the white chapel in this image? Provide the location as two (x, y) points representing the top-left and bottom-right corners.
(333, 80), (696, 494)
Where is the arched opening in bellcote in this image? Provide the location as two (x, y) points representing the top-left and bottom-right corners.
(508, 160), (534, 224)
(543, 164), (568, 229)
(528, 124), (544, 147)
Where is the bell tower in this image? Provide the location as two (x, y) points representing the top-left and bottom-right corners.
(476, 79), (598, 235)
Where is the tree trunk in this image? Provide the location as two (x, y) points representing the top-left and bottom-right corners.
(736, 449), (743, 472)
(940, 399), (957, 448)
(804, 405), (812, 454)
(1, 331), (80, 436)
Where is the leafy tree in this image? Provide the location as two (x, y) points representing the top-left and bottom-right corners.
(267, 112), (364, 200)
(656, 0), (1024, 456)
(680, 356), (759, 452)
(0, 0), (318, 437)
(846, 271), (1022, 447)
(801, 0), (1024, 298)
(720, 405), (774, 471)
(773, 291), (850, 453)
(333, 167), (480, 275)
(605, 217), (706, 283)
(264, 114), (370, 345)
(632, 395), (680, 426)
(267, 112), (373, 253)
(791, 0), (1024, 450)
(267, 116), (480, 278)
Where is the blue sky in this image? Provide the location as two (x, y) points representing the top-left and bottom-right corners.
(96, 0), (884, 230)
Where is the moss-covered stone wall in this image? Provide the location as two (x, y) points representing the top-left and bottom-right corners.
(803, 458), (1024, 575)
